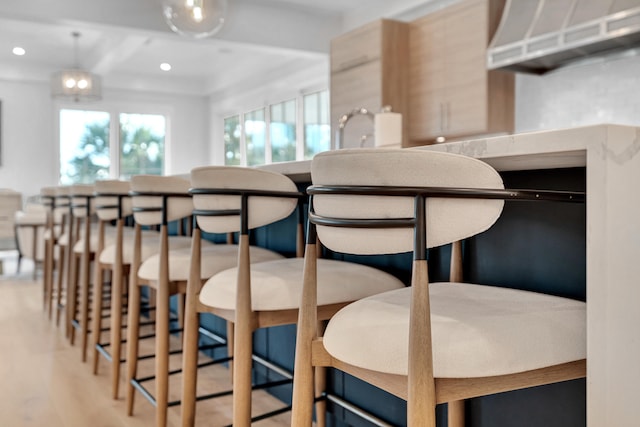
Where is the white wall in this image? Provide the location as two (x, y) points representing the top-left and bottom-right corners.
(516, 51), (640, 133)
(0, 79), (209, 201)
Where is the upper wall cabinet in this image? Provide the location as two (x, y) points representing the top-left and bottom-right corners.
(408, 0), (514, 145)
(330, 19), (409, 149)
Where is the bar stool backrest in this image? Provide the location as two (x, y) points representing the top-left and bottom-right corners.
(310, 149), (505, 255)
(53, 186), (71, 224)
(94, 180), (132, 221)
(130, 175), (192, 226)
(70, 184), (96, 218)
(190, 166), (298, 234)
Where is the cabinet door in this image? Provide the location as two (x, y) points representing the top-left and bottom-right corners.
(331, 60), (382, 149)
(444, 0), (488, 136)
(408, 13), (447, 141)
(331, 20), (382, 73)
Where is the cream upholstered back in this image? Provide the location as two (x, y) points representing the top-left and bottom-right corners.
(70, 184), (96, 218)
(40, 187), (56, 198)
(190, 166), (298, 234)
(95, 180), (132, 221)
(53, 186), (71, 223)
(130, 175), (192, 226)
(311, 149), (504, 255)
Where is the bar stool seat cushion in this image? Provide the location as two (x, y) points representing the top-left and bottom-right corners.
(322, 283), (586, 378)
(138, 244), (285, 282)
(73, 230), (118, 254)
(200, 258), (405, 312)
(99, 233), (195, 265)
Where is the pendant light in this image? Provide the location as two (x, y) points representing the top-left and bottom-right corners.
(51, 32), (102, 102)
(162, 0), (227, 39)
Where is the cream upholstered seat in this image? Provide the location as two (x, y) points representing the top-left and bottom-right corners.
(125, 174), (284, 427)
(179, 166), (404, 427)
(291, 149), (587, 427)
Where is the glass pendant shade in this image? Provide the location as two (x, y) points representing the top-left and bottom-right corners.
(51, 32), (102, 102)
(162, 0), (227, 39)
(51, 69), (102, 102)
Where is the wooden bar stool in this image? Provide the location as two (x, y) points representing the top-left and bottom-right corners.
(291, 148), (587, 427)
(180, 166), (405, 427)
(67, 184), (111, 360)
(91, 180), (134, 391)
(91, 180), (166, 399)
(49, 186), (73, 329)
(126, 174), (286, 427)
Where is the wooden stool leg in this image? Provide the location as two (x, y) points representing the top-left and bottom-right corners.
(227, 322), (234, 385)
(232, 235), (253, 427)
(291, 242), (318, 427)
(156, 287), (170, 427)
(43, 236), (53, 312)
(80, 250), (92, 362)
(126, 224), (142, 416)
(314, 321), (327, 427)
(67, 253), (79, 344)
(180, 228), (201, 427)
(155, 225), (170, 427)
(54, 246), (65, 326)
(125, 283), (142, 415)
(448, 400), (465, 427)
(110, 220), (125, 399)
(91, 264), (105, 374)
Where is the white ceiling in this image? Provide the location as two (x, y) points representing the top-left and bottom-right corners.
(0, 0), (378, 94)
(0, 0), (437, 96)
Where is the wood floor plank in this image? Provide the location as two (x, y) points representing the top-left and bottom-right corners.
(0, 257), (291, 427)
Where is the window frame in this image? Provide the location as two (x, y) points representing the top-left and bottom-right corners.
(55, 102), (170, 183)
(223, 89), (328, 167)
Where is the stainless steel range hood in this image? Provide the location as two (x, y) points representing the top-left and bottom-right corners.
(487, 0), (640, 74)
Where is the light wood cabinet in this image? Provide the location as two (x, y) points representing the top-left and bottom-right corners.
(330, 19), (409, 149)
(408, 0), (514, 145)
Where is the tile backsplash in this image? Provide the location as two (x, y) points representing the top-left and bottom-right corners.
(515, 50), (640, 133)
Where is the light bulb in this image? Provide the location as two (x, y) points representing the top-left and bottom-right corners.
(162, 0), (227, 39)
(192, 6), (204, 22)
(65, 78), (76, 89)
(77, 79), (88, 89)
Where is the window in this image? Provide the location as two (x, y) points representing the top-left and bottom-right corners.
(59, 109), (111, 185)
(223, 89), (329, 166)
(59, 109), (166, 184)
(245, 108), (266, 167)
(303, 91), (330, 160)
(270, 99), (296, 163)
(119, 113), (165, 179)
(224, 115), (241, 166)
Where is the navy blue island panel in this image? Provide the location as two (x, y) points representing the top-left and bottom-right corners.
(191, 167), (586, 427)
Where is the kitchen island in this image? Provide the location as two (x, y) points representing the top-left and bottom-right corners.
(261, 124), (639, 426)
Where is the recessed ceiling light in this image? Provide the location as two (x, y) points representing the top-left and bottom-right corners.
(12, 47), (26, 56)
(160, 62), (172, 71)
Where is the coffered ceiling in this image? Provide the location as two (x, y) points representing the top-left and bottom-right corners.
(0, 0), (426, 96)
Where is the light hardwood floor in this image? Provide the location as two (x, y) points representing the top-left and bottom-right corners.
(0, 254), (291, 427)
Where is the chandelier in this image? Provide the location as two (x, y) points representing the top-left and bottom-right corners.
(162, 0), (227, 39)
(51, 32), (102, 102)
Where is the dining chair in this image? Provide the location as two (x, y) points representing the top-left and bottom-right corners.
(14, 200), (47, 279)
(291, 148), (587, 427)
(180, 166), (405, 427)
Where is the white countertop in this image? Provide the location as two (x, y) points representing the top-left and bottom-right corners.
(262, 124), (639, 175)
